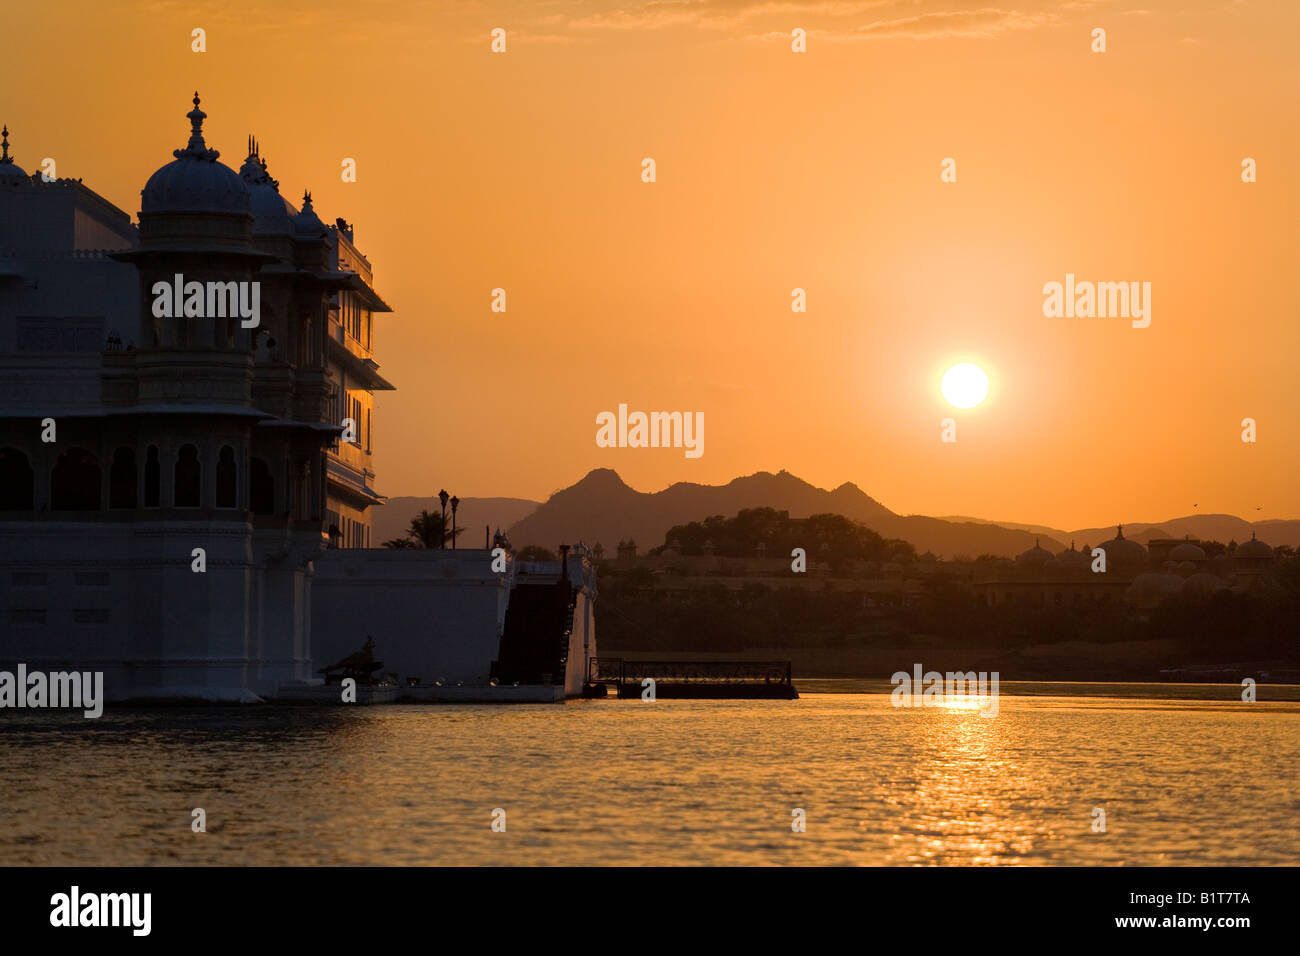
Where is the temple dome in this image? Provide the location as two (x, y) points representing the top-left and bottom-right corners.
(1170, 541), (1207, 562)
(0, 125), (26, 180)
(141, 93), (249, 215)
(293, 190), (327, 238)
(1055, 542), (1091, 569)
(1017, 538), (1054, 566)
(1237, 532), (1272, 559)
(238, 138), (297, 234)
(1100, 525), (1147, 569)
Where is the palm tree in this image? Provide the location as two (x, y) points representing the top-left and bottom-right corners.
(382, 509), (465, 549)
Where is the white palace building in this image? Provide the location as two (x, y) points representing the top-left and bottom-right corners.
(0, 96), (596, 702)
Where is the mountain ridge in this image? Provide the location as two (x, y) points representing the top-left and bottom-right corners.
(376, 471), (1300, 557)
(503, 469), (1300, 557)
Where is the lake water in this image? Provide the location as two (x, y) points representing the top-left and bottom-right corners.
(3, 689), (1298, 865)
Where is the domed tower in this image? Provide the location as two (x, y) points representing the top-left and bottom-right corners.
(1169, 539), (1207, 566)
(238, 137), (298, 239)
(1099, 525), (1149, 576)
(0, 124), (28, 182)
(1055, 541), (1091, 570)
(1235, 531), (1273, 579)
(119, 92), (272, 354)
(1016, 537), (1054, 568)
(97, 94), (330, 697)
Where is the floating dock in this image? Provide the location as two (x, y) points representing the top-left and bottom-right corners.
(588, 658), (798, 699)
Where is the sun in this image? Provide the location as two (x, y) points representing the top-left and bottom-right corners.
(941, 363), (989, 409)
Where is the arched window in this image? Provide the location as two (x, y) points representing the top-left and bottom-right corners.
(144, 446), (160, 507)
(250, 457), (275, 515)
(0, 448), (34, 510)
(51, 448), (101, 510)
(216, 446), (237, 508)
(174, 444), (200, 507)
(109, 447), (137, 509)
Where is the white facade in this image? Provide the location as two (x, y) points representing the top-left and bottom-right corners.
(0, 100), (390, 700)
(0, 103), (597, 703)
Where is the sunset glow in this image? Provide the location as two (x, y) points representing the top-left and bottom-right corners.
(3, 0), (1296, 528)
(941, 363), (989, 410)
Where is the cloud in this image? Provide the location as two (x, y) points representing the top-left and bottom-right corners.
(568, 0), (904, 31)
(748, 6), (1063, 40)
(529, 1), (1154, 39)
(844, 7), (1060, 37)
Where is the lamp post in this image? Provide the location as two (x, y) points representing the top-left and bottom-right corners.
(450, 496), (459, 550)
(438, 489), (449, 549)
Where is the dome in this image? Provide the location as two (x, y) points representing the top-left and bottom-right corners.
(1175, 560), (1198, 577)
(1169, 541), (1207, 562)
(1237, 532), (1272, 559)
(141, 93), (249, 215)
(1099, 525), (1148, 570)
(238, 138), (298, 235)
(1055, 542), (1091, 569)
(0, 125), (26, 180)
(293, 189), (327, 238)
(1017, 537), (1054, 566)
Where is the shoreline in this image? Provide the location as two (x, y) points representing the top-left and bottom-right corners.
(797, 678), (1300, 702)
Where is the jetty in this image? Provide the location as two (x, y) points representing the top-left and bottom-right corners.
(587, 658), (798, 699)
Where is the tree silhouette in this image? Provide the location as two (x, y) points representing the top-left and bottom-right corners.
(381, 508), (464, 549)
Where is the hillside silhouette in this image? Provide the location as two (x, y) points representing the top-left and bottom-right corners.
(506, 469), (1056, 556)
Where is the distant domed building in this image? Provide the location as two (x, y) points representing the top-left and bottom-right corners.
(1169, 540), (1207, 564)
(1099, 525), (1148, 571)
(973, 525), (1151, 608)
(1054, 541), (1091, 570)
(1016, 537), (1054, 567)
(1237, 532), (1272, 562)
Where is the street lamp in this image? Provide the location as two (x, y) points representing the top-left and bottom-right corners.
(450, 496), (459, 551)
(438, 489), (449, 549)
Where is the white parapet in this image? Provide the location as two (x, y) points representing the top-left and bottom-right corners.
(311, 548), (512, 688)
(310, 548), (598, 699)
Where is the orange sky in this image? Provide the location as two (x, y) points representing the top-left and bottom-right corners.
(7, 0), (1298, 529)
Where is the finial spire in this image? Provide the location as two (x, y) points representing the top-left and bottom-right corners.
(1, 125), (10, 164)
(173, 91), (219, 161)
